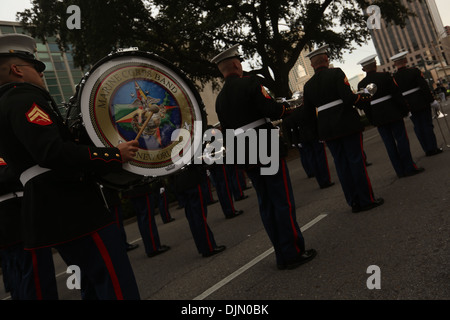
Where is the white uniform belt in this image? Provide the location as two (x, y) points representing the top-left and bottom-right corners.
(402, 87), (420, 96)
(20, 165), (51, 186)
(317, 99), (343, 112)
(371, 95), (392, 105)
(0, 191), (24, 203)
(234, 118), (269, 135)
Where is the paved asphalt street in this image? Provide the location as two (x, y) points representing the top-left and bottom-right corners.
(1, 101), (450, 310)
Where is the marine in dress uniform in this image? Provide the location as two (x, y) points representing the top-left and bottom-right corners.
(122, 182), (171, 257)
(302, 45), (383, 213)
(202, 169), (219, 205)
(0, 34), (140, 299)
(212, 44), (316, 269)
(100, 185), (139, 251)
(357, 55), (424, 178)
(390, 51), (443, 157)
(152, 178), (175, 223)
(174, 165), (226, 257)
(228, 164), (249, 201)
(207, 163), (243, 219)
(283, 103), (335, 189)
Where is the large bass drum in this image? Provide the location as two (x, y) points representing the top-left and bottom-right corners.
(66, 48), (207, 178)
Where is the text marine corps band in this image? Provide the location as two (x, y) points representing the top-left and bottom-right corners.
(0, 30), (447, 303)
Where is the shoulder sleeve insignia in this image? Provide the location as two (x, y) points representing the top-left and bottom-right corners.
(344, 77), (350, 86)
(0, 158), (6, 166)
(261, 85), (272, 99)
(26, 103), (53, 126)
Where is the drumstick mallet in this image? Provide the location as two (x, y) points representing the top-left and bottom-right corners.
(134, 111), (155, 141)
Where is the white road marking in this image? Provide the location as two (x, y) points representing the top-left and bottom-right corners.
(193, 213), (328, 300)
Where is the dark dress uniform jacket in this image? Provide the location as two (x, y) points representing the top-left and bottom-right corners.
(303, 67), (363, 141)
(393, 67), (434, 112)
(215, 74), (287, 166)
(357, 71), (409, 126)
(282, 104), (319, 145)
(0, 83), (124, 249)
(0, 159), (23, 248)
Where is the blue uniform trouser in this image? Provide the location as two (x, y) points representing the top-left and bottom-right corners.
(200, 173), (216, 204)
(130, 194), (162, 255)
(296, 145), (315, 178)
(410, 108), (438, 153)
(209, 164), (236, 218)
(109, 203), (128, 244)
(158, 191), (173, 223)
(1, 244), (28, 300)
(22, 223), (140, 300)
(20, 246), (57, 300)
(326, 132), (375, 208)
(245, 159), (305, 266)
(303, 141), (332, 188)
(177, 184), (218, 255)
(377, 119), (418, 177)
(228, 165), (245, 200)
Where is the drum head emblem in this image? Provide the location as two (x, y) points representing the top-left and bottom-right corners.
(79, 54), (204, 176)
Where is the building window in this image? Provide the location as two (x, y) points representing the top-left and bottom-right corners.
(0, 26), (15, 34)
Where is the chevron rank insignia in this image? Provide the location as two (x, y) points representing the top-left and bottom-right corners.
(0, 158), (6, 166)
(26, 103), (53, 126)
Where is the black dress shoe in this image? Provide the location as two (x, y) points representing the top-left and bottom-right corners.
(164, 217), (176, 224)
(404, 167), (425, 177)
(147, 245), (171, 257)
(235, 195), (248, 201)
(225, 210), (243, 219)
(320, 181), (335, 189)
(202, 245), (226, 257)
(126, 243), (139, 252)
(277, 249), (317, 270)
(352, 202), (362, 213)
(359, 198), (384, 212)
(426, 148), (443, 157)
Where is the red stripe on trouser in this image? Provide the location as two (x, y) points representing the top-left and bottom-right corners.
(31, 249), (43, 300)
(91, 232), (124, 300)
(198, 185), (213, 251)
(323, 143), (332, 180)
(235, 167), (243, 196)
(113, 206), (120, 228)
(280, 159), (301, 253)
(359, 134), (375, 202)
(145, 194), (157, 251)
(207, 179), (213, 200)
(222, 165), (235, 211)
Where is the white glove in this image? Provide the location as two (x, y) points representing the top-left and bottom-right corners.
(160, 187), (165, 194)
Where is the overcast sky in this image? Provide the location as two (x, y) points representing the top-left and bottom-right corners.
(1, 0), (449, 80)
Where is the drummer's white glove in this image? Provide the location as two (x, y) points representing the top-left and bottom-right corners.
(430, 100), (440, 110)
(160, 187), (165, 194)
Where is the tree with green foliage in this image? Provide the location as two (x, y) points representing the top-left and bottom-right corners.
(19, 0), (416, 97)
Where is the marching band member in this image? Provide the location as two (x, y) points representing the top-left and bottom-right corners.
(357, 55), (424, 178)
(302, 45), (383, 213)
(212, 44), (316, 270)
(0, 34), (140, 300)
(390, 51), (443, 157)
